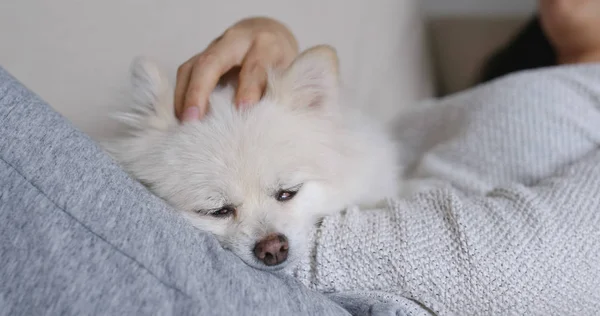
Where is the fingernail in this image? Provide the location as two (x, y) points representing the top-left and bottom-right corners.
(182, 106), (201, 121)
(238, 100), (253, 109)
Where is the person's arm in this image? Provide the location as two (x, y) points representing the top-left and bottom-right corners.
(297, 143), (600, 315)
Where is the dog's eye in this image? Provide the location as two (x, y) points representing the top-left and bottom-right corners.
(276, 190), (297, 202)
(209, 206), (235, 218)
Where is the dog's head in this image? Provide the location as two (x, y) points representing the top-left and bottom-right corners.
(110, 46), (357, 270)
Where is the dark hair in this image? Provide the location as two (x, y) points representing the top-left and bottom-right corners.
(477, 15), (557, 84)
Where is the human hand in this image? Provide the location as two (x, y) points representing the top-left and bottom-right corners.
(174, 17), (299, 121)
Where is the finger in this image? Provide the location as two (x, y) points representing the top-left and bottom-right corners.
(236, 60), (268, 108)
(182, 36), (250, 121)
(235, 42), (284, 108)
(181, 54), (224, 121)
(175, 37), (225, 119)
(174, 59), (194, 118)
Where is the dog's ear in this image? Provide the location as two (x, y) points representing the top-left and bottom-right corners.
(268, 45), (339, 109)
(130, 56), (171, 111)
(112, 57), (177, 131)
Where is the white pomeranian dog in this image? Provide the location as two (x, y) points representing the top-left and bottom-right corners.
(104, 45), (400, 271)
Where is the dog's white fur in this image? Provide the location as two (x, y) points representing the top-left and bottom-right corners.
(104, 45), (400, 270)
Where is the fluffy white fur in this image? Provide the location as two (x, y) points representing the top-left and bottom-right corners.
(104, 45), (400, 270)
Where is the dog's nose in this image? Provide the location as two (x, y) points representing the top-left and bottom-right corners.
(253, 233), (289, 266)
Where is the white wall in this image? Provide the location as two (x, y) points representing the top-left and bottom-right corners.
(0, 0), (433, 141)
(422, 0), (537, 16)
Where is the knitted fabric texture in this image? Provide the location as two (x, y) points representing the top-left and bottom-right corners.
(294, 64), (600, 315)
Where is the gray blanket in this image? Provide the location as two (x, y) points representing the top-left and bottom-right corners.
(295, 63), (600, 315)
(0, 67), (347, 315)
(1, 63), (600, 315)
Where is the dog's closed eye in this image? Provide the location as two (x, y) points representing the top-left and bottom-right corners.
(195, 205), (236, 218)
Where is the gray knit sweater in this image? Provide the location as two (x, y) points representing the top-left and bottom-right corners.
(294, 64), (600, 315)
